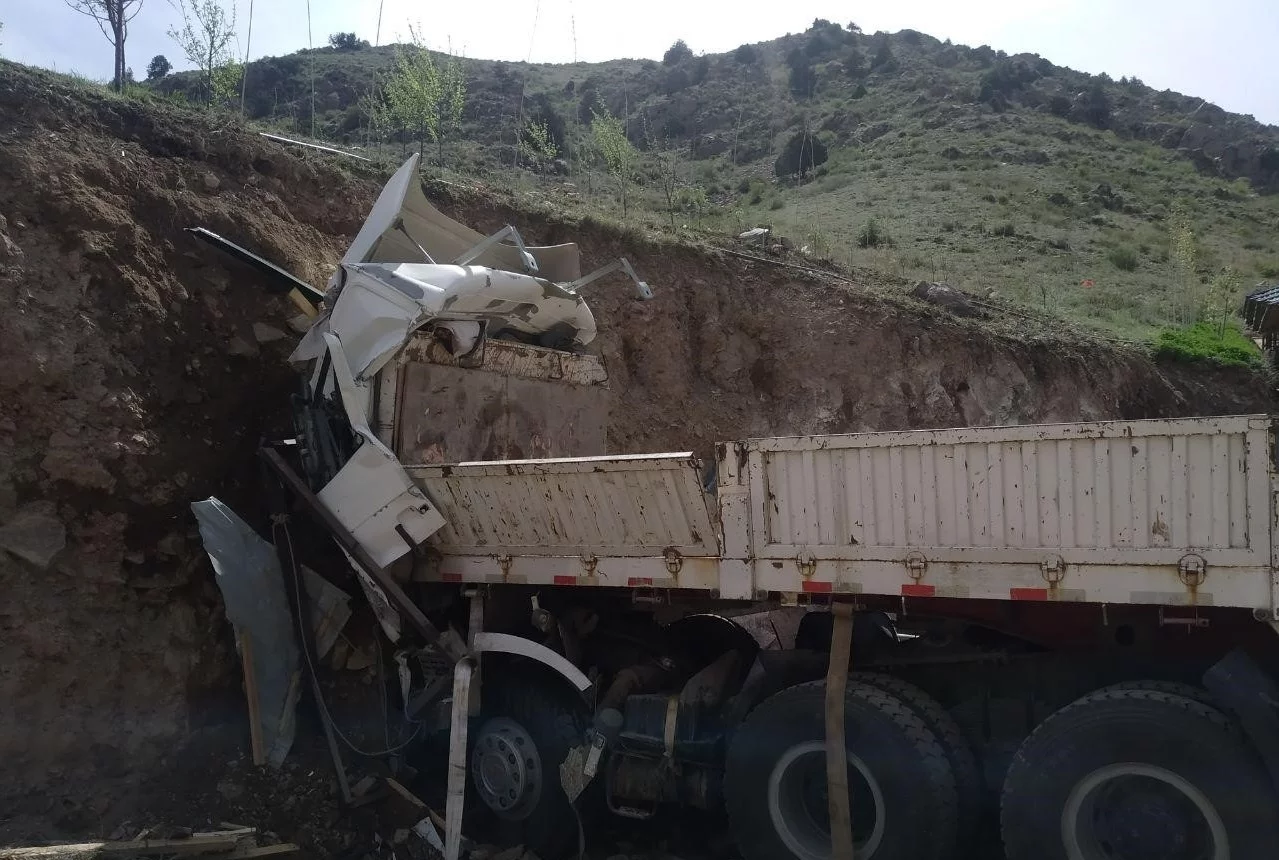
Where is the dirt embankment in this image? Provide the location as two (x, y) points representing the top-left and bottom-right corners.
(0, 61), (1272, 844)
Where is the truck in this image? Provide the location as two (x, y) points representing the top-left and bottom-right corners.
(233, 156), (1279, 860)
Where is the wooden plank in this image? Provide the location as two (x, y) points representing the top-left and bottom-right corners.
(240, 632), (266, 767)
(1, 831), (252, 859)
(220, 846), (298, 860)
(384, 777), (427, 810)
(825, 604), (855, 860)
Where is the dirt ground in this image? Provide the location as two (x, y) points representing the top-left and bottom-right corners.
(0, 60), (1273, 856)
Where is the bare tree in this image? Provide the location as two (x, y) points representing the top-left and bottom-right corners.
(63, 0), (145, 91)
(168, 0), (238, 105)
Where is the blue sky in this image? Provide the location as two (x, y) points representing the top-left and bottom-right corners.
(2, 0), (1276, 125)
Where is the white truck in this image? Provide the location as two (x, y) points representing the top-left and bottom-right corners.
(247, 157), (1279, 860)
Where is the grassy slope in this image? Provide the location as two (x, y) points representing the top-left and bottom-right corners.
(149, 25), (1279, 347)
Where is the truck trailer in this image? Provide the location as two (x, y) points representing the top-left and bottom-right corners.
(243, 157), (1279, 860)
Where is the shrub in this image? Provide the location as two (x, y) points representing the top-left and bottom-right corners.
(857, 217), (891, 248)
(769, 197), (785, 210)
(991, 222), (1016, 237)
(774, 131), (829, 179)
(1258, 261), (1279, 279)
(1154, 323), (1261, 367)
(1108, 246), (1139, 271)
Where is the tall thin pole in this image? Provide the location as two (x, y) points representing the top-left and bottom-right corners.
(307, 0), (316, 137)
(375, 0), (384, 46)
(240, 0), (255, 117)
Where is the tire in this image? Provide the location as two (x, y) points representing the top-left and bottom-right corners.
(854, 672), (980, 858)
(467, 671), (589, 860)
(1001, 687), (1279, 860)
(1098, 678), (1230, 716)
(725, 679), (958, 860)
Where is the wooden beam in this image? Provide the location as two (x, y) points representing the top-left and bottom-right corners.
(220, 845), (299, 860)
(241, 632), (266, 766)
(825, 604), (855, 860)
(0, 831), (253, 859)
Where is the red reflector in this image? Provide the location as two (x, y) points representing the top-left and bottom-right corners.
(801, 580), (833, 593)
(554, 575), (577, 585)
(1011, 588), (1049, 601)
(628, 577), (654, 587)
(441, 573), (462, 583)
(901, 584), (936, 597)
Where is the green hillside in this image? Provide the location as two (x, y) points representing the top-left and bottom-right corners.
(153, 21), (1279, 345)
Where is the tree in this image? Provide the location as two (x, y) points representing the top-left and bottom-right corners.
(1079, 81), (1112, 129)
(733, 44), (759, 65)
(520, 118), (559, 166)
(871, 34), (896, 72)
(433, 53), (466, 167)
(63, 0), (145, 92)
(328, 32), (366, 50)
(843, 47), (866, 78)
(591, 108), (637, 219)
(786, 48), (816, 98)
(1168, 201), (1200, 325)
(663, 39), (693, 66)
(146, 54), (171, 80)
(774, 129), (828, 180)
(168, 0), (237, 105)
(378, 29), (467, 166)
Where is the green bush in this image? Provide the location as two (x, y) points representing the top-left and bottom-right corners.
(1258, 261), (1279, 279)
(857, 216), (891, 248)
(769, 197), (785, 210)
(991, 222), (1016, 237)
(1154, 323), (1261, 367)
(1108, 246), (1139, 271)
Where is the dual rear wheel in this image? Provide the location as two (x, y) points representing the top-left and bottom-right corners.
(725, 677), (1279, 860)
(1001, 684), (1279, 860)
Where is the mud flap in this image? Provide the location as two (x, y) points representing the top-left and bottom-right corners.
(1203, 647), (1279, 790)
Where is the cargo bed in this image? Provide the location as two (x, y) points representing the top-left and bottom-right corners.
(409, 415), (1278, 617)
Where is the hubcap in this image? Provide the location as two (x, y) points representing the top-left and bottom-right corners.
(767, 741), (886, 859)
(1062, 763), (1228, 860)
(470, 718), (543, 820)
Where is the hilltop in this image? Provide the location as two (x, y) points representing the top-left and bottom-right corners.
(153, 21), (1279, 343)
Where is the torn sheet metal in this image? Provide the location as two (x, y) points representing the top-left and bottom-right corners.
(192, 497), (352, 767)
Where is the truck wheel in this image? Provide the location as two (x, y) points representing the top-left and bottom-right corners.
(468, 671), (589, 860)
(1099, 678), (1230, 717)
(854, 672), (980, 857)
(725, 679), (957, 860)
(1001, 687), (1279, 860)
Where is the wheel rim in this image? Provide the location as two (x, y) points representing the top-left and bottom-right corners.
(766, 741), (886, 860)
(1062, 763), (1228, 860)
(470, 718), (543, 820)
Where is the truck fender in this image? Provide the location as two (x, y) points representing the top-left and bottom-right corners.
(1203, 648), (1279, 789)
(473, 631), (593, 695)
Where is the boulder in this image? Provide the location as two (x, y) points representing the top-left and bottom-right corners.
(910, 281), (984, 318)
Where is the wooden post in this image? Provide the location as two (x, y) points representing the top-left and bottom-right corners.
(825, 604), (855, 860)
(240, 632), (266, 766)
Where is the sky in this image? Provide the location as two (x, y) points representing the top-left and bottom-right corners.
(2, 0), (1277, 125)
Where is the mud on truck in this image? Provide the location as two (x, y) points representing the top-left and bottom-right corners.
(208, 155), (1279, 860)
